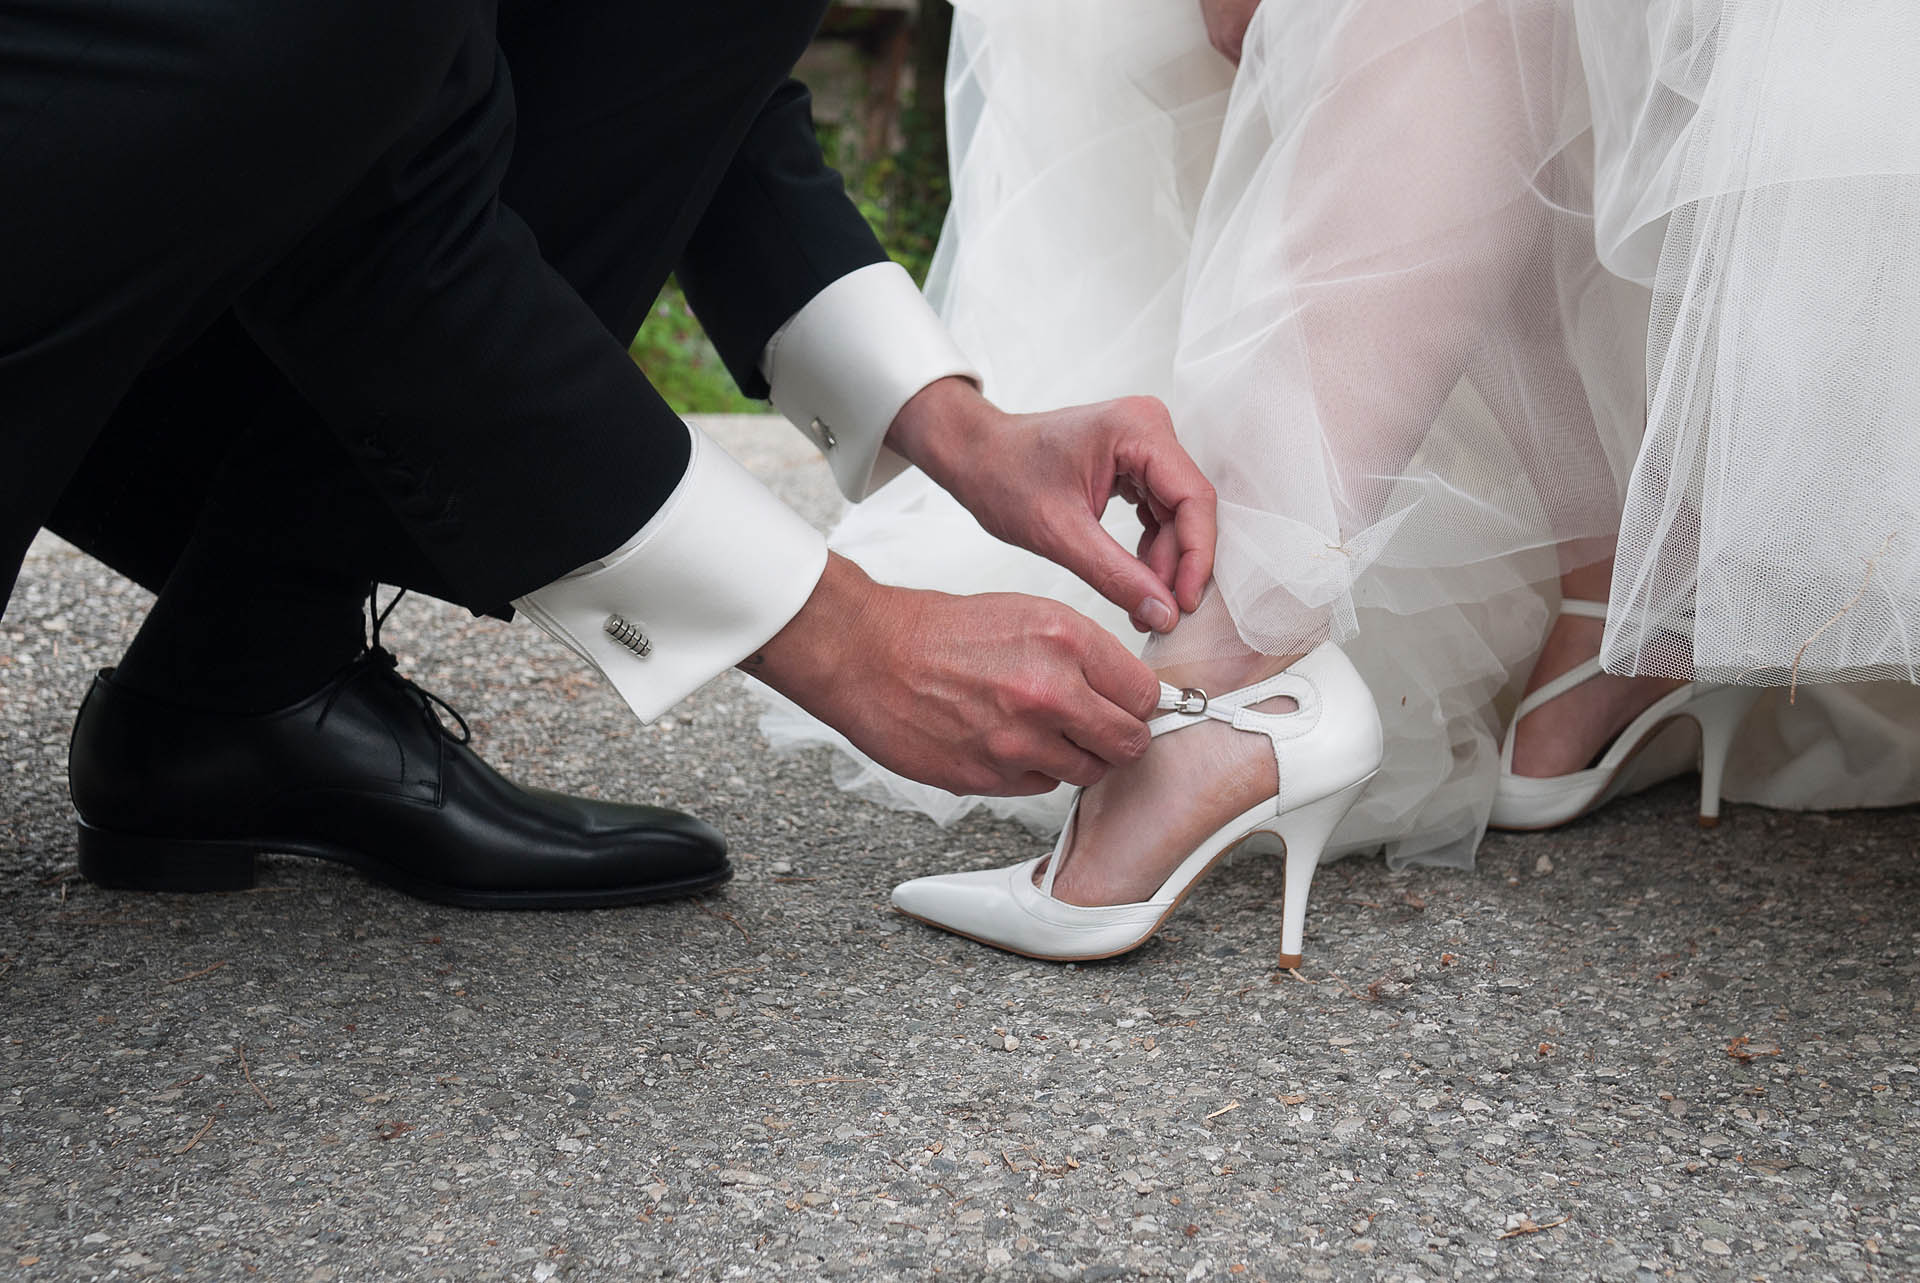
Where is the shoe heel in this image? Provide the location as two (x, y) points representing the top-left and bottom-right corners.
(1271, 777), (1370, 969)
(76, 823), (258, 892)
(1689, 687), (1764, 828)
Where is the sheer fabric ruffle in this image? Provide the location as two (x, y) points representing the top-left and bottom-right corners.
(757, 0), (1920, 865)
(1581, 0), (1920, 685)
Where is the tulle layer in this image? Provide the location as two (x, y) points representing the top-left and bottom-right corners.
(757, 0), (1920, 865)
(1581, 0), (1920, 684)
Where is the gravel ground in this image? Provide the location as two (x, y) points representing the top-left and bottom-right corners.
(3, 418), (1917, 1282)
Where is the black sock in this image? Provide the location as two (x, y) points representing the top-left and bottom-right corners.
(93, 348), (482, 713)
(112, 523), (372, 714)
(109, 411), (398, 714)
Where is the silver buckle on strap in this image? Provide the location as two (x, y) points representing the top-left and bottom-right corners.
(1169, 687), (1208, 716)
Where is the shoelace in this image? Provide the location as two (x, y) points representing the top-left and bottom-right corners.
(314, 587), (472, 744)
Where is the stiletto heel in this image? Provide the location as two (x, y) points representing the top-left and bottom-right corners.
(1689, 685), (1764, 827)
(1491, 599), (1765, 831)
(1273, 779), (1369, 968)
(892, 642), (1384, 964)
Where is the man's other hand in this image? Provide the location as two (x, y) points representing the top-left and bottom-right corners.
(886, 378), (1215, 635)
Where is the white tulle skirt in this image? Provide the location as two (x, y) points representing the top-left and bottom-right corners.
(758, 0), (1920, 867)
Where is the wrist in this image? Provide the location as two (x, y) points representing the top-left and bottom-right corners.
(741, 552), (884, 700)
(883, 375), (1001, 490)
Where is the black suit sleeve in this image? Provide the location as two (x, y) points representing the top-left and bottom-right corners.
(674, 79), (893, 400)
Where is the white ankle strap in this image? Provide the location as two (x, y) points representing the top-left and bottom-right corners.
(1149, 673), (1311, 738)
(1495, 597), (1611, 766)
(1511, 657), (1605, 722)
(1498, 596), (1637, 769)
(1500, 653), (1606, 770)
(1040, 642), (1379, 898)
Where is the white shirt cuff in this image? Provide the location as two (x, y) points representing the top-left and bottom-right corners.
(761, 261), (981, 502)
(512, 423), (829, 723)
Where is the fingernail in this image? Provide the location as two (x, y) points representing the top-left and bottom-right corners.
(1136, 599), (1175, 632)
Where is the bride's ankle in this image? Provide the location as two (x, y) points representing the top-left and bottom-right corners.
(1041, 650), (1304, 907)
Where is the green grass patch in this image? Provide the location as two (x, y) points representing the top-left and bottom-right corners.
(628, 279), (766, 416)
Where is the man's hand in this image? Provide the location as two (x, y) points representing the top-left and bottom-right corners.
(746, 554), (1161, 796)
(1199, 0), (1263, 63)
(886, 378), (1215, 634)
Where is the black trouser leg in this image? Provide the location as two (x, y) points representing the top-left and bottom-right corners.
(105, 401), (466, 712)
(108, 505), (372, 715)
(49, 319), (460, 712)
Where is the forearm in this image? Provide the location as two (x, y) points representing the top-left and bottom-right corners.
(513, 422), (828, 723)
(674, 73), (983, 502)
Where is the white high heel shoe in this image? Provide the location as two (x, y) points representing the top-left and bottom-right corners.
(890, 642), (1383, 967)
(1489, 599), (1764, 831)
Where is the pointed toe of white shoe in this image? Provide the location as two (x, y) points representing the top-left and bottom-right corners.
(1487, 764), (1614, 831)
(891, 859), (1167, 961)
(891, 863), (1027, 944)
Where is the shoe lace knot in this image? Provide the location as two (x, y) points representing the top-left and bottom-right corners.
(314, 589), (473, 744)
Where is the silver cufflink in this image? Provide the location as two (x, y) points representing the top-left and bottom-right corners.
(810, 417), (837, 450)
(604, 614), (652, 658)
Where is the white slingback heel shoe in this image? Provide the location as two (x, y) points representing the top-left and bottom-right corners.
(1489, 599), (1765, 831)
(891, 642), (1383, 968)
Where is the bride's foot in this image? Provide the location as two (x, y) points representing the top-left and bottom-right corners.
(1491, 594), (1764, 832)
(1506, 607), (1684, 778)
(890, 643), (1384, 964)
(1042, 652), (1298, 906)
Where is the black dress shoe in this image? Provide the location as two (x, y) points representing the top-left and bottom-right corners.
(67, 649), (729, 908)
